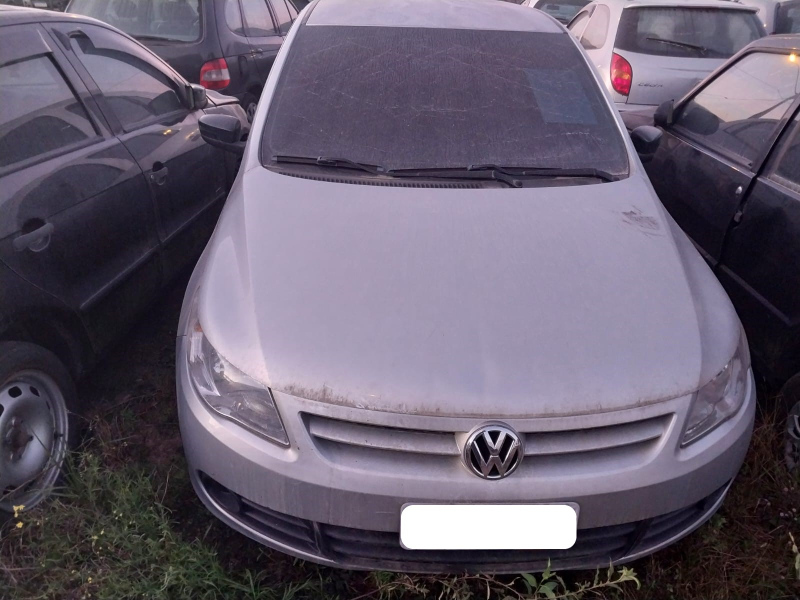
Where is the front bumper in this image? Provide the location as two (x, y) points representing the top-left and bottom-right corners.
(177, 337), (756, 572)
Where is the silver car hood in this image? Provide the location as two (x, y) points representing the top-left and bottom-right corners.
(195, 168), (740, 417)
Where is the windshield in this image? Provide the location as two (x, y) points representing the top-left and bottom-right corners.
(261, 26), (628, 179)
(534, 0), (591, 23)
(68, 0), (202, 43)
(615, 7), (763, 59)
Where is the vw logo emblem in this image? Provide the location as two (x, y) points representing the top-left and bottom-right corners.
(463, 423), (523, 480)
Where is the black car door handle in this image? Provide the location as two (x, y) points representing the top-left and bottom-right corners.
(149, 162), (169, 186)
(251, 47), (264, 55)
(13, 223), (54, 252)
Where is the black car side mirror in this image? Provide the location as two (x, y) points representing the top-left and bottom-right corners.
(630, 126), (662, 163)
(199, 114), (245, 155)
(190, 84), (208, 110)
(654, 99), (674, 128)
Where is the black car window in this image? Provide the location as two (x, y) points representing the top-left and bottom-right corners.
(285, 0), (298, 19)
(776, 0), (800, 33)
(580, 4), (610, 50)
(772, 114), (800, 191)
(261, 26), (629, 178)
(69, 29), (184, 131)
(224, 0), (245, 35)
(68, 0), (203, 43)
(615, 7), (762, 59)
(673, 51), (800, 166)
(0, 55), (96, 169)
(270, 0), (293, 34)
(241, 0), (276, 36)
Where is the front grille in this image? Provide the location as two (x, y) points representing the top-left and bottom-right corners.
(304, 412), (672, 477)
(199, 472), (728, 572)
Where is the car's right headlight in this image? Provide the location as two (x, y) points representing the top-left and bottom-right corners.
(681, 330), (750, 446)
(186, 300), (289, 447)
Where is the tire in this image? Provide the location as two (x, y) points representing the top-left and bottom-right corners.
(0, 342), (79, 515)
(780, 373), (800, 473)
(242, 92), (259, 124)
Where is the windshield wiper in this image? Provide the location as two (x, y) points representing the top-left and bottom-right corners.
(273, 155), (384, 176)
(134, 34), (187, 43)
(385, 166), (524, 188)
(645, 36), (707, 54)
(467, 164), (619, 182)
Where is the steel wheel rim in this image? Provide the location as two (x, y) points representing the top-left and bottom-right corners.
(785, 400), (800, 472)
(246, 102), (257, 123)
(0, 370), (69, 511)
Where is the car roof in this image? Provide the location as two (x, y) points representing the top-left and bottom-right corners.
(746, 33), (800, 51)
(306, 0), (563, 33)
(599, 0), (758, 9)
(0, 5), (103, 26)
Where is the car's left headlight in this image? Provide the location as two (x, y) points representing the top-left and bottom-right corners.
(682, 329), (750, 446)
(186, 306), (289, 447)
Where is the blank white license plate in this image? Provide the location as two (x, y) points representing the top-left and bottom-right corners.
(400, 504), (578, 550)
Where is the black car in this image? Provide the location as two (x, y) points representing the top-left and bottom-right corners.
(0, 5), (247, 514)
(621, 35), (800, 468)
(66, 0), (299, 122)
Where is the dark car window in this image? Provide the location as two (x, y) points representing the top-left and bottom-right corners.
(241, 0), (276, 36)
(68, 0), (202, 43)
(580, 4), (610, 49)
(270, 0), (293, 34)
(773, 114), (800, 191)
(261, 26), (629, 178)
(615, 7), (762, 59)
(777, 0), (800, 33)
(536, 0), (591, 24)
(69, 30), (185, 131)
(0, 56), (96, 169)
(673, 52), (800, 166)
(224, 0), (245, 34)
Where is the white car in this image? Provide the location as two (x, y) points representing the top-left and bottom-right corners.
(179, 0), (756, 572)
(567, 0), (765, 111)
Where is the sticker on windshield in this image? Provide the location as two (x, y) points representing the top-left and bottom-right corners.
(525, 69), (597, 125)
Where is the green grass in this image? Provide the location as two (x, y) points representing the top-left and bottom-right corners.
(1, 284), (798, 600)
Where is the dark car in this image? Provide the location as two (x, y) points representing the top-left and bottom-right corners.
(0, 5), (247, 514)
(621, 35), (800, 469)
(65, 0), (299, 122)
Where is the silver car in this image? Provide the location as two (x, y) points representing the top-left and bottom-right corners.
(178, 0), (756, 572)
(568, 0), (765, 112)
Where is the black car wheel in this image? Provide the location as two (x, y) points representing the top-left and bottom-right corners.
(0, 342), (79, 515)
(781, 374), (800, 472)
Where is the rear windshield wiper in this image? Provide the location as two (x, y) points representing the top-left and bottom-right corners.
(645, 36), (707, 54)
(273, 155), (384, 176)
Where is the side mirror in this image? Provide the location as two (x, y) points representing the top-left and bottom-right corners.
(654, 99), (674, 128)
(199, 114), (245, 155)
(190, 84), (208, 110)
(630, 125), (662, 163)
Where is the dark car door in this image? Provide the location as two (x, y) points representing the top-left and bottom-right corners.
(239, 0), (283, 81)
(717, 109), (800, 382)
(50, 22), (228, 281)
(647, 50), (799, 266)
(0, 23), (162, 353)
